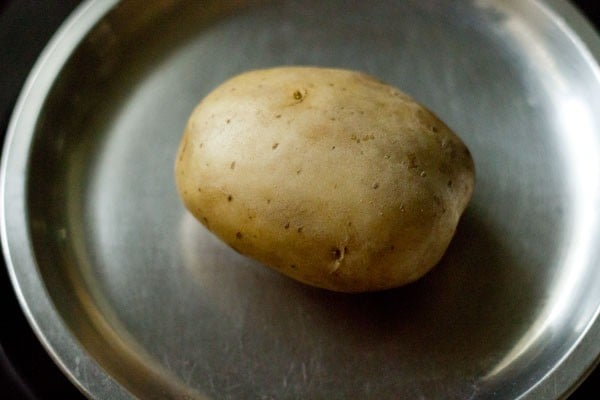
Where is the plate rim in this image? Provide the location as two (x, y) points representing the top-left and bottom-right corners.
(1, 0), (599, 399)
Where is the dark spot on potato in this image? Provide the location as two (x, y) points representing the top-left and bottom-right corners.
(447, 179), (453, 188)
(199, 143), (204, 148)
(331, 146), (336, 150)
(347, 221), (352, 227)
(293, 90), (303, 100)
(372, 182), (379, 189)
(236, 232), (243, 239)
(267, 199), (271, 204)
(390, 245), (395, 251)
(342, 87), (347, 91)
(284, 222), (290, 229)
(432, 126), (438, 133)
(331, 247), (342, 260)
(290, 264), (297, 269)
(202, 217), (209, 225)
(226, 119), (231, 124)
(420, 171), (427, 177)
(328, 83), (334, 87)
(197, 187), (202, 192)
(230, 161), (236, 170)
(276, 114), (282, 118)
(297, 226), (303, 233)
(296, 169), (302, 174)
(227, 195), (233, 202)
(272, 143), (279, 150)
(408, 153), (418, 168)
(330, 117), (336, 121)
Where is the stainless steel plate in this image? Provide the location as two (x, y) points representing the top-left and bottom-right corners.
(2, 0), (600, 399)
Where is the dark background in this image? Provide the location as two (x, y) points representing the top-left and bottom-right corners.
(1, 1), (599, 399)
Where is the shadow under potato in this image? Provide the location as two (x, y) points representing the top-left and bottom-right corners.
(180, 206), (541, 397)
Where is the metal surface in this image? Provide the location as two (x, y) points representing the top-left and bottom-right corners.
(2, 0), (600, 398)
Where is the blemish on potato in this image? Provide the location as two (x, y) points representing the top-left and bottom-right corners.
(420, 171), (427, 178)
(284, 222), (290, 229)
(236, 232), (243, 239)
(276, 114), (282, 119)
(227, 195), (233, 202)
(290, 264), (297, 269)
(372, 182), (379, 189)
(197, 187), (202, 192)
(230, 161), (236, 170)
(272, 143), (279, 150)
(408, 153), (418, 168)
(297, 226), (303, 233)
(331, 146), (336, 150)
(226, 119), (231, 124)
(296, 169), (302, 174)
(331, 247), (342, 260)
(267, 199), (271, 204)
(390, 245), (395, 251)
(447, 179), (453, 188)
(293, 90), (303, 100)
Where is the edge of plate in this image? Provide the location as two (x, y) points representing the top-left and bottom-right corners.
(1, 0), (599, 399)
(0, 1), (132, 399)
(520, 2), (600, 399)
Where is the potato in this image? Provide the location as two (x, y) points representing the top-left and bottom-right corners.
(175, 67), (474, 292)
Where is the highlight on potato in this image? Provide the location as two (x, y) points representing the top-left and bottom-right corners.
(175, 66), (474, 292)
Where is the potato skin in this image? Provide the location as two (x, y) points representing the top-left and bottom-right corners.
(175, 67), (474, 292)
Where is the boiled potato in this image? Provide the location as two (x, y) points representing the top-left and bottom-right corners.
(175, 67), (474, 292)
